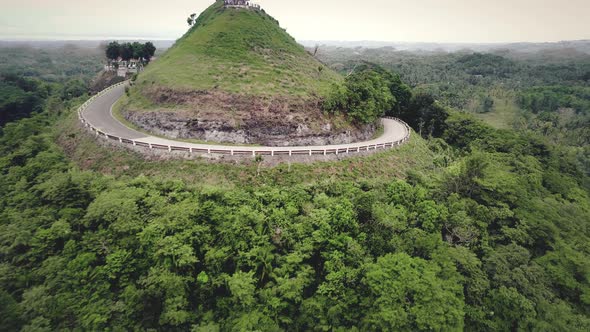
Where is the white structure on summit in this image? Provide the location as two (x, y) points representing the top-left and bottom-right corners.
(224, 0), (261, 10)
(105, 58), (144, 77)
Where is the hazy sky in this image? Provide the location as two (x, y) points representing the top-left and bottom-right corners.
(1, 0), (588, 43)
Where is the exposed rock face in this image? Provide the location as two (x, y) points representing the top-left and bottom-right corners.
(123, 87), (375, 146)
(125, 110), (375, 147)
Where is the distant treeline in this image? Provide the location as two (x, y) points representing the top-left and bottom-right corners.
(0, 47), (103, 82)
(105, 41), (156, 62)
(317, 47), (590, 147)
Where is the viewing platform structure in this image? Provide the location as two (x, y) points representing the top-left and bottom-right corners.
(223, 0), (261, 10)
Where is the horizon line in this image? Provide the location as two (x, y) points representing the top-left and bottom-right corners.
(1, 37), (589, 45)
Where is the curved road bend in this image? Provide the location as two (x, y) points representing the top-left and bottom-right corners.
(82, 83), (410, 153)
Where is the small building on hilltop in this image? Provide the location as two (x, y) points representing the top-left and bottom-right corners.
(105, 57), (146, 77)
(224, 0), (261, 10)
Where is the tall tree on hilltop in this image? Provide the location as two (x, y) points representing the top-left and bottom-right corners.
(131, 42), (146, 60)
(119, 43), (134, 61)
(105, 41), (120, 61)
(143, 42), (156, 62)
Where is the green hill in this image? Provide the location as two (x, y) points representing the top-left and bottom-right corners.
(135, 1), (341, 97)
(119, 1), (363, 146)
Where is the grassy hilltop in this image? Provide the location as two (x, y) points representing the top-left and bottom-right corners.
(134, 1), (341, 99)
(117, 1), (363, 146)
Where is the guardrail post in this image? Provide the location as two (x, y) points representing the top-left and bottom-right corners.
(289, 150), (292, 156)
(119, 138), (123, 143)
(252, 151), (256, 157)
(208, 149), (211, 154)
(168, 146), (172, 152)
(357, 147), (360, 152)
(149, 143), (153, 149)
(132, 141), (136, 146)
(309, 150), (312, 156)
(231, 150), (234, 156)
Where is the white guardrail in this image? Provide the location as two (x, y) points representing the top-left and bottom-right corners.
(78, 81), (412, 157)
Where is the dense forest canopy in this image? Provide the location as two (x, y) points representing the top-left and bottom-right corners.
(316, 46), (590, 148)
(0, 42), (589, 331)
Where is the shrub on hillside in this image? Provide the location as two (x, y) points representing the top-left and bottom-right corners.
(324, 66), (410, 124)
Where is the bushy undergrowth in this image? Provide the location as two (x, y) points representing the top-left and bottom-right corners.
(1, 94), (589, 331)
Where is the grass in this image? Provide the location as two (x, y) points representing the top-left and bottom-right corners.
(120, 1), (352, 142)
(57, 109), (438, 189)
(475, 96), (519, 130)
(371, 125), (385, 139)
(470, 88), (521, 130)
(133, 1), (342, 104)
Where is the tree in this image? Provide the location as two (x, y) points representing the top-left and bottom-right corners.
(443, 112), (492, 148)
(0, 76), (45, 126)
(481, 96), (494, 113)
(344, 70), (394, 124)
(402, 92), (449, 137)
(143, 42), (157, 62)
(104, 41), (156, 63)
(187, 13), (197, 26)
(131, 42), (145, 60)
(227, 271), (257, 309)
(485, 286), (536, 331)
(355, 62), (412, 115)
(324, 64), (412, 125)
(119, 43), (134, 61)
(361, 253), (464, 331)
(0, 290), (21, 331)
(105, 41), (120, 60)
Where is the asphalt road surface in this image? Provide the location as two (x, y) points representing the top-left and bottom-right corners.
(82, 83), (410, 153)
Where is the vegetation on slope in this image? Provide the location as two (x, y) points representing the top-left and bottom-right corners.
(324, 65), (412, 124)
(317, 47), (590, 146)
(134, 1), (341, 99)
(121, 1), (360, 145)
(1, 41), (590, 331)
(2, 88), (590, 331)
(0, 74), (88, 126)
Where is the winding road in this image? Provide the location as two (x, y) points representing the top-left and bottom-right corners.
(79, 82), (411, 157)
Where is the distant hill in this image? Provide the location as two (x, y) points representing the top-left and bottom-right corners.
(299, 40), (590, 54)
(0, 40), (175, 50)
